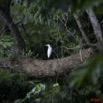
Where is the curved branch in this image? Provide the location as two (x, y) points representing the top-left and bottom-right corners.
(0, 48), (92, 77)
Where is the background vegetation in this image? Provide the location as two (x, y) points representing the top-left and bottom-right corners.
(0, 0), (103, 103)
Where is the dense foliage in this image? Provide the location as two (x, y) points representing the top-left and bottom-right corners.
(0, 0), (103, 103)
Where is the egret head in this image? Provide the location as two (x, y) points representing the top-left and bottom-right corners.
(46, 44), (50, 47)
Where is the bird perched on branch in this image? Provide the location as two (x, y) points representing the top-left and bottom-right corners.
(46, 44), (52, 58)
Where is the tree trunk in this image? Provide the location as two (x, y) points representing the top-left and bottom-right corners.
(73, 13), (96, 53)
(86, 9), (103, 50)
(0, 9), (25, 50)
(0, 48), (92, 77)
(73, 13), (91, 44)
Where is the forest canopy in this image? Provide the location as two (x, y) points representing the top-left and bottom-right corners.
(0, 0), (103, 103)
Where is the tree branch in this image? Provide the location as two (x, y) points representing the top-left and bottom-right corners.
(0, 48), (92, 77)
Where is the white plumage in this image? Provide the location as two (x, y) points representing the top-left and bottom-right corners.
(46, 44), (52, 58)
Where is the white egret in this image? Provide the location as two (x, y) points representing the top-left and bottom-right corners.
(46, 44), (52, 58)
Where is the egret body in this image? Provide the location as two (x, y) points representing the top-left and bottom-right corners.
(46, 44), (52, 58)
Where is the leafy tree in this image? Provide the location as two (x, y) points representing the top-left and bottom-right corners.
(0, 0), (103, 103)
